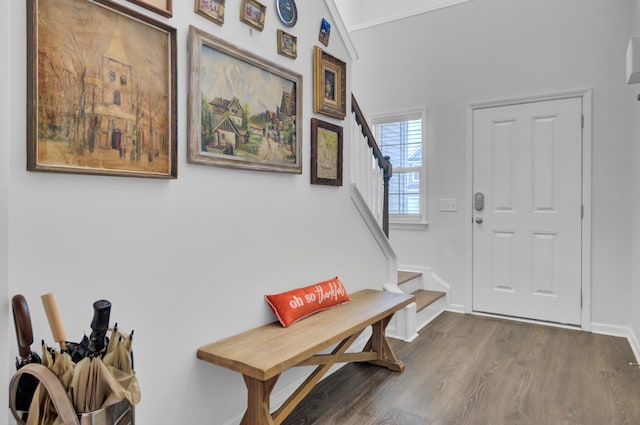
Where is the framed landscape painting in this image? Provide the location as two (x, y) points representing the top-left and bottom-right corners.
(310, 118), (342, 186)
(187, 25), (302, 174)
(27, 0), (178, 178)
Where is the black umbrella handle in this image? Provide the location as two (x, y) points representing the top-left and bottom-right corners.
(88, 299), (111, 355)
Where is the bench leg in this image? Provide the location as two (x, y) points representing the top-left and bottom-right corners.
(364, 316), (405, 372)
(240, 375), (279, 425)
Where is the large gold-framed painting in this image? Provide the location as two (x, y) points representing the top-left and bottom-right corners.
(187, 25), (302, 174)
(27, 0), (178, 178)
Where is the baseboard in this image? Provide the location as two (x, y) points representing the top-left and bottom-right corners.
(630, 328), (640, 363)
(591, 322), (640, 363)
(386, 310), (419, 342)
(445, 304), (466, 314)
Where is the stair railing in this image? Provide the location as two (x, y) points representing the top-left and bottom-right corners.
(351, 95), (418, 342)
(350, 94), (392, 237)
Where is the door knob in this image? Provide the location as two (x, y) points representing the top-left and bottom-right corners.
(475, 217), (483, 224)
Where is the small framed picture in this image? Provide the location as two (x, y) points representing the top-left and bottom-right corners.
(313, 46), (346, 120)
(127, 0), (172, 18)
(277, 30), (297, 59)
(311, 118), (343, 186)
(195, 0), (225, 26)
(240, 0), (266, 31)
(319, 18), (331, 46)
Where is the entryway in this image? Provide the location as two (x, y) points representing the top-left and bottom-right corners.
(469, 91), (591, 326)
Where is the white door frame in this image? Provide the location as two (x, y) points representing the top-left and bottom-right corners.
(465, 89), (592, 331)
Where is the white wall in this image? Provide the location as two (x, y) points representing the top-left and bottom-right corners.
(334, 0), (472, 31)
(4, 1), (389, 424)
(631, 1), (640, 349)
(1, 0), (10, 415)
(351, 0), (633, 326)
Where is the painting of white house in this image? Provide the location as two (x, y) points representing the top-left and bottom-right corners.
(188, 26), (302, 174)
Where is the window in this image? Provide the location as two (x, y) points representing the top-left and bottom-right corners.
(373, 110), (426, 225)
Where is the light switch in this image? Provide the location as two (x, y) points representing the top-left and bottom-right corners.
(439, 198), (457, 212)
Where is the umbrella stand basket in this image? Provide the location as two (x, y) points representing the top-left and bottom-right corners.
(9, 363), (134, 425)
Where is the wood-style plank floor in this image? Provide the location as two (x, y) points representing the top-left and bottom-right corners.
(281, 312), (640, 425)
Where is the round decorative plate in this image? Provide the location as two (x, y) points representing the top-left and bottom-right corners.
(276, 0), (297, 27)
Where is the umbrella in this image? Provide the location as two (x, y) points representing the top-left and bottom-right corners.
(65, 300), (140, 413)
(41, 293), (68, 352)
(88, 300), (111, 356)
(26, 294), (74, 425)
(65, 335), (90, 363)
(69, 356), (131, 413)
(50, 351), (75, 390)
(11, 295), (42, 415)
(102, 329), (141, 405)
(25, 343), (63, 425)
(40, 341), (54, 368)
(10, 295), (140, 425)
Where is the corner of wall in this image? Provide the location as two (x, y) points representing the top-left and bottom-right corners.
(324, 0), (359, 61)
(629, 326), (640, 362)
(1, 0), (10, 420)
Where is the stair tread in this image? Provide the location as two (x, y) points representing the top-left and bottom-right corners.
(412, 289), (446, 312)
(398, 271), (422, 285)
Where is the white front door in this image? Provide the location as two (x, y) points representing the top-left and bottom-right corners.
(472, 97), (583, 325)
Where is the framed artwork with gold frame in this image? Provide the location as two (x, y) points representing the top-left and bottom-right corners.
(277, 30), (297, 59)
(313, 46), (346, 120)
(240, 0), (266, 31)
(195, 0), (225, 26)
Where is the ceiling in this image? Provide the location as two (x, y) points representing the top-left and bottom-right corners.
(333, 0), (473, 32)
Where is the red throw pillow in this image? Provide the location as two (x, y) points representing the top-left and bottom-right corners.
(265, 276), (351, 327)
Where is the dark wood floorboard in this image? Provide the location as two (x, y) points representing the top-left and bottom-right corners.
(281, 312), (640, 425)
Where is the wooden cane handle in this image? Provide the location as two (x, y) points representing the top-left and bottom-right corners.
(41, 293), (67, 350)
(11, 295), (34, 359)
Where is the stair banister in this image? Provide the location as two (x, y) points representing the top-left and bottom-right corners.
(351, 94), (392, 237)
(351, 94), (421, 342)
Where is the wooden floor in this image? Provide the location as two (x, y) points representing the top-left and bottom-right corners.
(282, 312), (640, 425)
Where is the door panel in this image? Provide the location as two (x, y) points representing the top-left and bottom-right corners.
(472, 97), (582, 325)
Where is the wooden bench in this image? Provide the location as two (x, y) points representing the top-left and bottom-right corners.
(197, 289), (415, 425)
